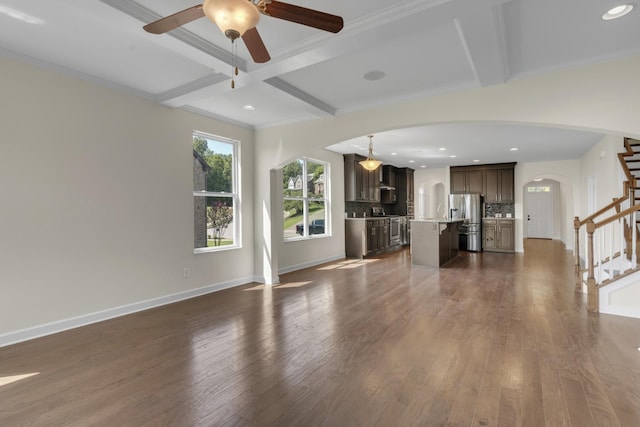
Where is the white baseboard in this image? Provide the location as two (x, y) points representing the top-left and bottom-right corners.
(0, 277), (254, 348)
(278, 253), (346, 275)
(599, 304), (640, 319)
(598, 274), (640, 319)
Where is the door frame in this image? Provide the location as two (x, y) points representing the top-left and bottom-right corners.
(524, 179), (556, 239)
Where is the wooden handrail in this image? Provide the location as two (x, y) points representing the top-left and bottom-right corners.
(577, 196), (628, 227)
(594, 202), (640, 229)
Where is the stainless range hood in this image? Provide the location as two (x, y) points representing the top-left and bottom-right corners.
(380, 165), (396, 190)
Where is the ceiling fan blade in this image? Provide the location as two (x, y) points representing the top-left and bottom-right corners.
(242, 27), (271, 63)
(143, 5), (204, 34)
(264, 1), (343, 33)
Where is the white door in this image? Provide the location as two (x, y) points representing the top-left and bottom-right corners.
(526, 185), (553, 238)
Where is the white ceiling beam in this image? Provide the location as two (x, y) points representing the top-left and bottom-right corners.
(455, 3), (510, 87)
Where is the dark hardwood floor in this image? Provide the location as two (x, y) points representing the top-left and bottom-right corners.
(1, 239), (639, 426)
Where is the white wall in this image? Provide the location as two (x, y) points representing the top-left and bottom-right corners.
(0, 56), (256, 342)
(579, 134), (625, 214)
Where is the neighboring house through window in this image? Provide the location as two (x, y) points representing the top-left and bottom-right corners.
(193, 131), (239, 252)
(283, 158), (330, 239)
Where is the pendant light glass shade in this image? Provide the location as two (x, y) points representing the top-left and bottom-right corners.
(359, 135), (382, 171)
(203, 0), (260, 38)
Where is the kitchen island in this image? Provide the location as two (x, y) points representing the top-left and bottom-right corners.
(411, 219), (464, 267)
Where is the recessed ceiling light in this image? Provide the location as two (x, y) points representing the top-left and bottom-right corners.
(391, 152), (397, 156)
(510, 147), (519, 151)
(409, 160), (415, 163)
(602, 4), (634, 20)
(438, 147), (446, 151)
(363, 70), (386, 81)
(243, 105), (256, 111)
(473, 159), (480, 163)
(450, 155), (457, 158)
(420, 165), (426, 168)
(534, 178), (543, 182)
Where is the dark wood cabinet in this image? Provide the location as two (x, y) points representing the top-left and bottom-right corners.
(346, 218), (390, 258)
(395, 168), (414, 217)
(499, 168), (514, 202)
(452, 170), (483, 194)
(451, 163), (515, 202)
(344, 154), (380, 202)
(381, 165), (397, 204)
(483, 218), (514, 253)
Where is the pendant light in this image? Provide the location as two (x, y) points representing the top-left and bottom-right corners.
(359, 135), (383, 171)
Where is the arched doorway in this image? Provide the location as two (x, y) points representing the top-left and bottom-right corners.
(418, 180), (445, 219)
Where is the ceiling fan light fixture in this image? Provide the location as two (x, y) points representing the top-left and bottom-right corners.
(203, 0), (260, 39)
(359, 135), (382, 171)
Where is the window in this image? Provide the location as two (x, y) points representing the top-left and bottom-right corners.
(527, 186), (551, 193)
(283, 158), (329, 240)
(193, 131), (239, 252)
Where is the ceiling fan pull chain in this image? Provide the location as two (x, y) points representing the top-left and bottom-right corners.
(231, 39), (236, 89)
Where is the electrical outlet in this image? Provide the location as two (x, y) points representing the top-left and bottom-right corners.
(183, 268), (191, 279)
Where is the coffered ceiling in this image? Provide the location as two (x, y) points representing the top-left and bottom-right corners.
(1, 0), (638, 166)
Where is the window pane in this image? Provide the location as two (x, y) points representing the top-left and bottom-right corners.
(193, 136), (233, 192)
(308, 201), (326, 235)
(194, 196), (235, 249)
(527, 186), (551, 193)
(308, 161), (325, 199)
(282, 158), (329, 241)
(283, 159), (304, 198)
(284, 200), (303, 239)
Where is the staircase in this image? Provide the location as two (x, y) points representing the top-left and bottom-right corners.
(620, 138), (640, 219)
(575, 138), (640, 316)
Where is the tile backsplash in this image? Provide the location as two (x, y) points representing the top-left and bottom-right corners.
(485, 203), (514, 218)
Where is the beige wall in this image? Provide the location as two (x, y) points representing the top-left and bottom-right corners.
(0, 55), (255, 340)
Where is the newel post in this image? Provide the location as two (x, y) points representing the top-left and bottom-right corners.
(586, 219), (599, 312)
(574, 217), (582, 291)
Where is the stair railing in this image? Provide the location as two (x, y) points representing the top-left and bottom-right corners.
(578, 206), (639, 311)
(574, 137), (640, 312)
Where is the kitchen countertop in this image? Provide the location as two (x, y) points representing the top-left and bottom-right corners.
(345, 216), (393, 220)
(483, 217), (515, 220)
(411, 218), (465, 223)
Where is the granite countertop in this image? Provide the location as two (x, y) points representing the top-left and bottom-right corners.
(345, 216), (395, 220)
(411, 218), (465, 223)
(483, 216), (515, 220)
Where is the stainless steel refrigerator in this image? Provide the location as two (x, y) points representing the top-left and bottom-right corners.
(448, 193), (483, 252)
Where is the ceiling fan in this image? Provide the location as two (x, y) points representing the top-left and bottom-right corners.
(143, 0), (344, 64)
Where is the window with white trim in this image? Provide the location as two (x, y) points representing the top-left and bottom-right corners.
(193, 131), (239, 252)
(283, 158), (330, 240)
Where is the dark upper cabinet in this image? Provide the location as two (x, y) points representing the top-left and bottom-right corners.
(499, 168), (514, 202)
(395, 167), (414, 217)
(451, 171), (466, 193)
(344, 154), (380, 202)
(381, 165), (397, 204)
(451, 169), (484, 194)
(484, 168), (514, 202)
(451, 163), (515, 202)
